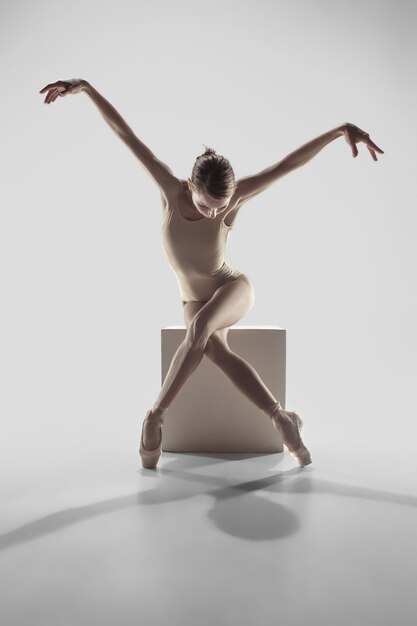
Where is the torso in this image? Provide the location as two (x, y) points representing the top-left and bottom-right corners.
(164, 179), (242, 227)
(160, 179), (243, 303)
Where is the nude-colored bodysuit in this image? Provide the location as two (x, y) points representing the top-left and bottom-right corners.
(161, 183), (242, 303)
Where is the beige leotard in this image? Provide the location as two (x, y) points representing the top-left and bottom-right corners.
(161, 182), (242, 303)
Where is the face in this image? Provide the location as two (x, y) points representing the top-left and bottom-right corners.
(187, 179), (232, 219)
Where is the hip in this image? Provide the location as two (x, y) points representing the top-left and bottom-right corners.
(180, 264), (253, 304)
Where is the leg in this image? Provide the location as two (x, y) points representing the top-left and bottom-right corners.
(155, 274), (255, 409)
(143, 274), (254, 449)
(183, 303), (312, 466)
(184, 305), (278, 414)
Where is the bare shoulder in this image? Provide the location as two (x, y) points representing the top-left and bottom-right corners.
(222, 181), (249, 227)
(159, 176), (183, 210)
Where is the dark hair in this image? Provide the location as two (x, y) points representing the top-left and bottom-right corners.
(191, 145), (236, 200)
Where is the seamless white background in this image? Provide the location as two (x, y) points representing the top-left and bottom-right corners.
(0, 2), (416, 623)
(1, 0), (415, 480)
(1, 0), (416, 475)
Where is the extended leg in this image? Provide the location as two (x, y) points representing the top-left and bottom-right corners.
(143, 275), (254, 450)
(205, 337), (278, 413)
(182, 297), (311, 465)
(183, 299), (278, 416)
(204, 338), (311, 465)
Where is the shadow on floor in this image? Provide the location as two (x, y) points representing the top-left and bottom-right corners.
(1, 455), (416, 551)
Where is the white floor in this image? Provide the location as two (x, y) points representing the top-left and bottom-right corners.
(1, 404), (416, 626)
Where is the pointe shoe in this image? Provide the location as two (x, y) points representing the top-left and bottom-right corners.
(269, 403), (312, 467)
(139, 409), (164, 469)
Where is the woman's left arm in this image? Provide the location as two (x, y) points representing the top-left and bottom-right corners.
(237, 123), (384, 203)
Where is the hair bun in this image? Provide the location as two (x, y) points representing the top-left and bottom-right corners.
(202, 145), (216, 156)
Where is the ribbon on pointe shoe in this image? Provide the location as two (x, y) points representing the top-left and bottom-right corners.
(152, 402), (168, 424)
(268, 403), (312, 467)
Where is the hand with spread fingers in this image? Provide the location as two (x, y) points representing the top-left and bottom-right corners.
(39, 79), (86, 104)
(342, 122), (384, 161)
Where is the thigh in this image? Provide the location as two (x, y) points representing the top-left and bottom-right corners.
(183, 301), (206, 327)
(189, 274), (254, 341)
(183, 301), (229, 350)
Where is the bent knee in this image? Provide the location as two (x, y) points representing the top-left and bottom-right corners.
(185, 317), (211, 350)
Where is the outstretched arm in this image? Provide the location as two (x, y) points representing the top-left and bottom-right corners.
(39, 79), (181, 202)
(237, 123), (384, 203)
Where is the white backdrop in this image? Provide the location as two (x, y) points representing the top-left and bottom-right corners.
(1, 0), (416, 495)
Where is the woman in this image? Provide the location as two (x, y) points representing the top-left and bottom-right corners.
(39, 79), (384, 470)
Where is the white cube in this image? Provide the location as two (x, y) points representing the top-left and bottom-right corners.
(161, 326), (286, 453)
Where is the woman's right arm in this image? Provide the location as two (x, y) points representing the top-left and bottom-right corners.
(39, 79), (182, 203)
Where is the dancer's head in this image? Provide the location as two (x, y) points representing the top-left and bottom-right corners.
(187, 146), (236, 219)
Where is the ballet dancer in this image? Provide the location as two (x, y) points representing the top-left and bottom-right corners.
(39, 78), (384, 469)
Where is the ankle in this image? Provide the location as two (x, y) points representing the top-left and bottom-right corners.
(150, 402), (168, 420)
(265, 401), (283, 418)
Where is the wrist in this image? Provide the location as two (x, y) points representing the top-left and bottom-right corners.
(81, 80), (91, 94)
(337, 123), (347, 136)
